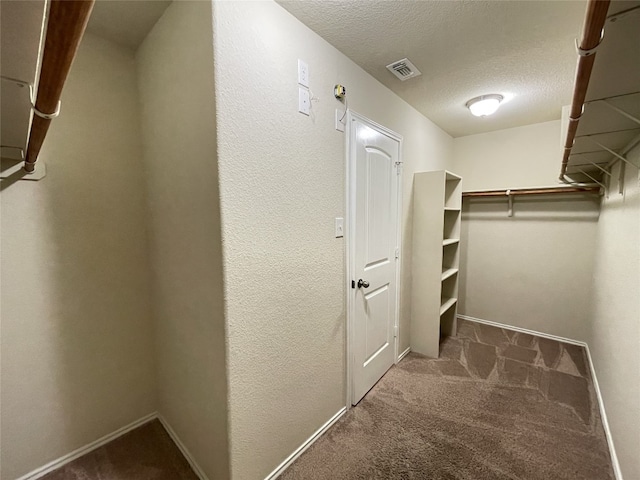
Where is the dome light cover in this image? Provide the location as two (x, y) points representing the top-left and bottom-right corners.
(466, 94), (504, 117)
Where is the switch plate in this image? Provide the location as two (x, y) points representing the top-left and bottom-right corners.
(299, 87), (310, 116)
(298, 59), (309, 87)
(335, 217), (344, 238)
(335, 109), (345, 132)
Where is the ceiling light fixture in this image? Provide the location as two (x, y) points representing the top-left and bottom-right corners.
(466, 94), (504, 117)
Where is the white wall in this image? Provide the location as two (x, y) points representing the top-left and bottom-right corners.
(0, 34), (156, 479)
(589, 147), (640, 479)
(452, 120), (600, 340)
(135, 2), (229, 478)
(213, 2), (452, 478)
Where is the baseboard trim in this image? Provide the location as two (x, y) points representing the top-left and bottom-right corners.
(397, 346), (411, 362)
(264, 407), (347, 480)
(583, 345), (623, 480)
(157, 414), (209, 480)
(457, 314), (586, 346)
(458, 314), (623, 480)
(15, 412), (158, 480)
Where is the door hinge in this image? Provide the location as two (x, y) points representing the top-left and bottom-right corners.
(395, 247), (400, 260)
(394, 325), (398, 338)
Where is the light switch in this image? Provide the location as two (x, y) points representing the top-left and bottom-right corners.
(298, 59), (309, 87)
(335, 217), (344, 238)
(299, 87), (310, 116)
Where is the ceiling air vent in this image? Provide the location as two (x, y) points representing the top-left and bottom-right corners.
(386, 58), (422, 81)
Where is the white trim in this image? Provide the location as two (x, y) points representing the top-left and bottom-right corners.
(457, 314), (585, 346)
(583, 345), (623, 480)
(397, 346), (411, 362)
(344, 110), (355, 410)
(264, 407), (347, 480)
(458, 314), (622, 479)
(393, 131), (404, 365)
(15, 412), (158, 480)
(345, 111), (353, 410)
(345, 111), (403, 408)
(157, 415), (209, 480)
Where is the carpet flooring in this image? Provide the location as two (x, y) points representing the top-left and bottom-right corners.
(39, 419), (197, 480)
(38, 321), (613, 480)
(280, 320), (614, 480)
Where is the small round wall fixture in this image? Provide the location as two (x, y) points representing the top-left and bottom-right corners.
(466, 94), (504, 117)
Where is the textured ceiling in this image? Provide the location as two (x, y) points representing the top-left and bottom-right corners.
(87, 0), (171, 50)
(278, 0), (587, 137)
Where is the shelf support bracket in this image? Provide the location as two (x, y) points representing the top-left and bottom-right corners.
(590, 162), (612, 176)
(506, 189), (513, 217)
(577, 168), (606, 189)
(600, 100), (640, 126)
(618, 161), (626, 195)
(588, 137), (639, 169)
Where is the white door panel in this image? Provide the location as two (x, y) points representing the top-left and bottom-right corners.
(350, 115), (400, 405)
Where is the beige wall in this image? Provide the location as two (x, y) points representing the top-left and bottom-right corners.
(589, 146), (640, 479)
(135, 2), (229, 479)
(0, 34), (156, 479)
(213, 2), (452, 478)
(452, 120), (600, 340)
(455, 120), (567, 191)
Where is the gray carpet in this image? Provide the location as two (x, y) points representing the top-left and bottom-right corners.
(40, 419), (197, 480)
(281, 320), (614, 480)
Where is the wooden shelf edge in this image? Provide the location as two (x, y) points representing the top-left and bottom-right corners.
(441, 268), (459, 281)
(440, 298), (458, 315)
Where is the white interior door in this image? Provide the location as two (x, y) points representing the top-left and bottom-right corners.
(349, 114), (401, 405)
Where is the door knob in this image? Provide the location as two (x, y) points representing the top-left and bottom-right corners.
(357, 279), (370, 288)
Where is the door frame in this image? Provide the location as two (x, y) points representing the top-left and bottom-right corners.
(345, 110), (404, 408)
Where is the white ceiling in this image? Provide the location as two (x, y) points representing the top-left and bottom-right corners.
(0, 0), (46, 159)
(278, 0), (588, 137)
(87, 0), (171, 50)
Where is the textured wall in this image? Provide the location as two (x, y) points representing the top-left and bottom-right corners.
(135, 2), (230, 478)
(0, 34), (156, 479)
(453, 121), (600, 340)
(589, 146), (640, 479)
(213, 2), (452, 478)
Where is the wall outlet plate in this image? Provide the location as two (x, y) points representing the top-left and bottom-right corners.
(299, 87), (310, 116)
(298, 59), (309, 87)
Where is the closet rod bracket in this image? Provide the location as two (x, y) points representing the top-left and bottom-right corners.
(575, 28), (605, 56)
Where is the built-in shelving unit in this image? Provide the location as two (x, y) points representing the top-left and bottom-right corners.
(411, 170), (462, 358)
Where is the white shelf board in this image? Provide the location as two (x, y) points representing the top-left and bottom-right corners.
(440, 297), (457, 316)
(444, 207), (460, 211)
(441, 268), (458, 281)
(442, 238), (460, 246)
(445, 171), (462, 181)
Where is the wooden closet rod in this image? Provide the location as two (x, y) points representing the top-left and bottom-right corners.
(24, 0), (95, 173)
(559, 0), (610, 181)
(463, 186), (601, 198)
